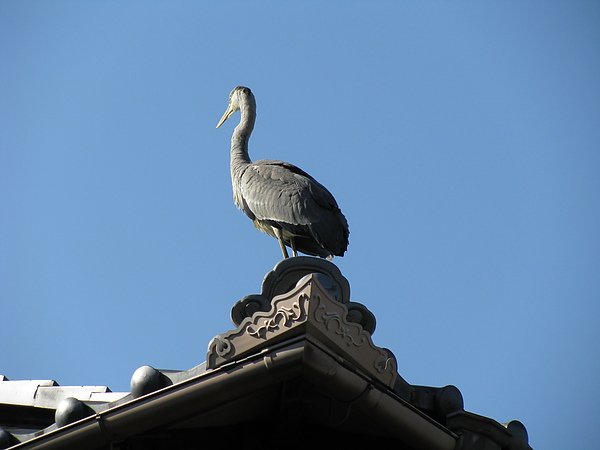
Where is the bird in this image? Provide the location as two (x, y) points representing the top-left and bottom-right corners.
(216, 86), (349, 259)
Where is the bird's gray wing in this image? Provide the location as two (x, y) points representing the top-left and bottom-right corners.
(239, 160), (340, 226)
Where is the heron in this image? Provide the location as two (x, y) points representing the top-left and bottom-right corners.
(216, 86), (349, 259)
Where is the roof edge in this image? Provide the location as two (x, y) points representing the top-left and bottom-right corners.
(8, 338), (456, 450)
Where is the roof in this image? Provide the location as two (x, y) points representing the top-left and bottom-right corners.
(0, 257), (532, 450)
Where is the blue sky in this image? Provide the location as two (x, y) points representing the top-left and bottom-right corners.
(1, 1), (599, 448)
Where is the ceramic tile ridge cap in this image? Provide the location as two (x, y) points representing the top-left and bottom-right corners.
(0, 380), (58, 406)
(0, 380), (128, 408)
(34, 386), (129, 408)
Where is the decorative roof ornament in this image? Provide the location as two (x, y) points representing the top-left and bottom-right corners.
(208, 258), (394, 387)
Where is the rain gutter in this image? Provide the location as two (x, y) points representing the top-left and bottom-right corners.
(10, 340), (456, 450)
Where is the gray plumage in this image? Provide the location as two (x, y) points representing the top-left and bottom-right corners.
(216, 86), (349, 259)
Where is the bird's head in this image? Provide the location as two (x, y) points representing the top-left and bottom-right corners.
(216, 86), (254, 128)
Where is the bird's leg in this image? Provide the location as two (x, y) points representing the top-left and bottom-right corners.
(274, 228), (289, 259)
(290, 237), (298, 257)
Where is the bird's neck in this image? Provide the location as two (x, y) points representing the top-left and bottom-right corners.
(230, 100), (256, 169)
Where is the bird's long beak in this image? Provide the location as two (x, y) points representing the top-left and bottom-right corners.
(216, 105), (234, 128)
